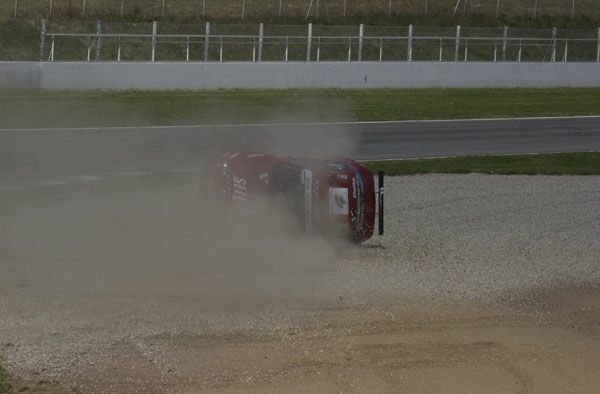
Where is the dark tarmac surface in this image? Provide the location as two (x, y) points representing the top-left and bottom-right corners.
(1, 116), (600, 186)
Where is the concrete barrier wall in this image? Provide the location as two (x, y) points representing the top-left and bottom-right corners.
(2, 61), (600, 90)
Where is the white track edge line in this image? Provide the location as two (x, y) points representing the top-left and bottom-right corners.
(2, 115), (600, 132)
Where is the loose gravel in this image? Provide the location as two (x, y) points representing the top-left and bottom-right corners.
(1, 174), (599, 382)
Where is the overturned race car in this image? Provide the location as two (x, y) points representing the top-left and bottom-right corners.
(207, 152), (384, 243)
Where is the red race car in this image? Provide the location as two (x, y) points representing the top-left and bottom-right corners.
(206, 152), (383, 243)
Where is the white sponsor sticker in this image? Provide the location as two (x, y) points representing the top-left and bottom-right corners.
(329, 188), (349, 215)
(302, 169), (313, 231)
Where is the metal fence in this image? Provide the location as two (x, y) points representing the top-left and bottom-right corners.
(7, 0), (600, 21)
(41, 21), (600, 63)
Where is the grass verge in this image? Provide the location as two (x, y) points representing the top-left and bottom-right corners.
(364, 152), (600, 176)
(0, 363), (8, 394)
(2, 88), (600, 129)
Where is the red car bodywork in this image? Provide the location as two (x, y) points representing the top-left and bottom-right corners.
(207, 152), (377, 243)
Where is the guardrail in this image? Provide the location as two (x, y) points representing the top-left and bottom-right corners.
(41, 21), (600, 63)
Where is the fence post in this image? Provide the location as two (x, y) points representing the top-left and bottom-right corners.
(87, 36), (91, 61)
(347, 36), (351, 61)
(551, 27), (557, 62)
(424, 0), (428, 14)
(495, 0), (500, 18)
(120, 0), (124, 15)
(533, 0), (537, 17)
(493, 40), (497, 61)
(39, 19), (46, 61)
(317, 36), (321, 61)
(454, 25), (461, 62)
(388, 0), (392, 16)
(220, 36), (223, 62)
(358, 24), (364, 61)
(82, 0), (86, 16)
(501, 25), (507, 61)
(202, 0), (206, 17)
(438, 37), (443, 61)
(464, 38), (468, 61)
(50, 34), (54, 61)
(258, 23), (264, 62)
(14, 0), (18, 19)
(306, 22), (312, 62)
(343, 0), (347, 17)
(118, 36), (121, 62)
(278, 0), (283, 17)
(285, 36), (288, 62)
(517, 39), (522, 62)
(563, 40), (568, 62)
(151, 21), (157, 62)
(204, 21), (210, 62)
(571, 0), (575, 18)
(161, 0), (166, 18)
(407, 24), (413, 62)
(241, 0), (245, 19)
(186, 35), (189, 62)
(96, 20), (102, 62)
(597, 27), (600, 63)
(379, 38), (383, 61)
(49, 0), (53, 18)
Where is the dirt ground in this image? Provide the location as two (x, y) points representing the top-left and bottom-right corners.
(2, 175), (600, 393)
(3, 285), (600, 393)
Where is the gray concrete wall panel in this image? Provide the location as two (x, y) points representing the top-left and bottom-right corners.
(1, 62), (599, 90)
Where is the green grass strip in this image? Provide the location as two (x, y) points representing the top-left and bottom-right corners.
(0, 363), (7, 394)
(364, 152), (600, 176)
(2, 88), (600, 129)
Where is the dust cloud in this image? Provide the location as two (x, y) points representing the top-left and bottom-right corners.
(0, 104), (360, 309)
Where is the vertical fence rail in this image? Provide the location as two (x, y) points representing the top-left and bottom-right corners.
(204, 22), (210, 62)
(316, 36), (321, 61)
(185, 36), (189, 62)
(96, 20), (102, 61)
(597, 27), (600, 63)
(358, 24), (364, 62)
(307, 23), (313, 62)
(502, 25), (507, 61)
(39, 19), (46, 61)
(151, 21), (157, 62)
(407, 24), (413, 62)
(86, 35), (91, 61)
(50, 34), (54, 61)
(258, 23), (264, 62)
(220, 36), (223, 62)
(454, 25), (461, 62)
(551, 27), (557, 62)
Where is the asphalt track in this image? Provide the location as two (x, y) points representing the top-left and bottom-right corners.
(1, 116), (600, 187)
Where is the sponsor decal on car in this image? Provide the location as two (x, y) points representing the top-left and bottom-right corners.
(329, 188), (349, 215)
(232, 175), (248, 202)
